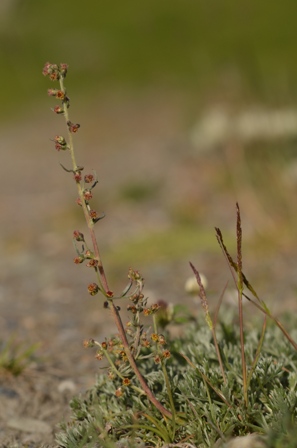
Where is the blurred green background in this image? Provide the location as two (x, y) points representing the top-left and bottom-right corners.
(2, 0), (297, 118)
(1, 0), (297, 306)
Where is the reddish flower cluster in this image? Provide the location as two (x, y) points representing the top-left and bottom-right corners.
(53, 135), (67, 151)
(83, 189), (93, 201)
(84, 174), (94, 183)
(42, 62), (68, 80)
(67, 121), (80, 133)
(53, 105), (64, 114)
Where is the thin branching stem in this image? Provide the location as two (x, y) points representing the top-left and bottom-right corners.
(59, 75), (110, 293)
(48, 69), (173, 419)
(109, 302), (173, 419)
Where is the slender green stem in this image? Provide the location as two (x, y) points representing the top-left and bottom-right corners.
(59, 75), (110, 293)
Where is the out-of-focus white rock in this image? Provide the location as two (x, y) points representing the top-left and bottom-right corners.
(191, 107), (297, 151)
(185, 273), (208, 295)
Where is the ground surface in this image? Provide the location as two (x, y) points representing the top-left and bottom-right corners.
(1, 94), (296, 447)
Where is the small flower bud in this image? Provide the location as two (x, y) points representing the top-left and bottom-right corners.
(122, 378), (131, 386)
(53, 105), (64, 114)
(86, 259), (98, 268)
(106, 290), (114, 298)
(83, 190), (93, 201)
(67, 121), (80, 133)
(42, 62), (53, 76)
(141, 339), (150, 348)
(162, 349), (171, 359)
(59, 63), (68, 77)
(115, 387), (123, 397)
(127, 268), (142, 281)
(74, 172), (82, 182)
(73, 230), (84, 241)
(48, 89), (65, 99)
(87, 283), (100, 296)
(49, 72), (60, 81)
(73, 256), (84, 264)
(127, 304), (137, 314)
(89, 209), (98, 220)
(119, 350), (127, 360)
(84, 174), (94, 183)
(55, 143), (67, 151)
(43, 62), (60, 80)
(108, 370), (115, 380)
(101, 342), (107, 350)
(151, 333), (159, 342)
(154, 355), (161, 364)
(95, 352), (104, 361)
(54, 135), (67, 145)
(76, 197), (82, 206)
(151, 303), (160, 313)
(158, 334), (166, 345)
(56, 90), (65, 100)
(83, 338), (95, 348)
(48, 88), (59, 97)
(130, 293), (141, 304)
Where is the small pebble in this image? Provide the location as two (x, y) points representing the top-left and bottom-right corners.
(58, 379), (76, 393)
(7, 417), (51, 434)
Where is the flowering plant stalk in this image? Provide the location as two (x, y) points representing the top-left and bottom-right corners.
(42, 62), (177, 423)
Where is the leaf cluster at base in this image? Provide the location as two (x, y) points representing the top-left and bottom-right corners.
(56, 311), (297, 448)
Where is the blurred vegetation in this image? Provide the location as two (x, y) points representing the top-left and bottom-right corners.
(0, 337), (38, 376)
(2, 0), (297, 119)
